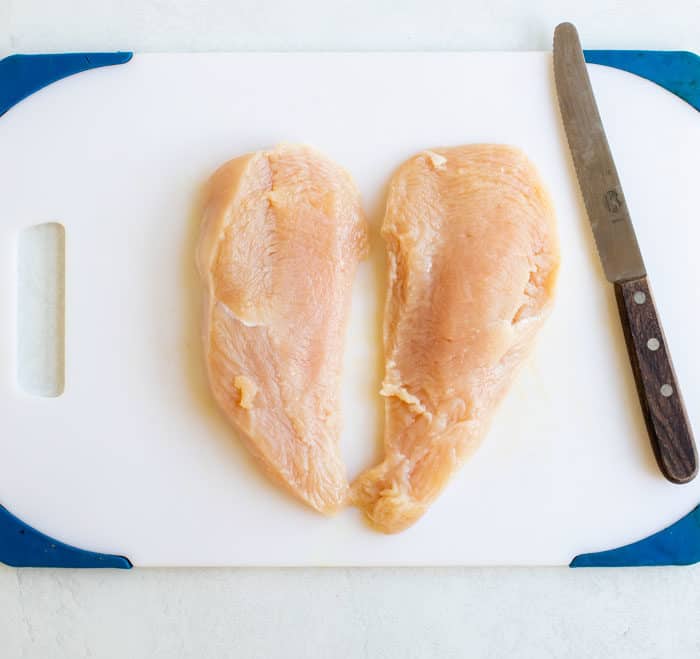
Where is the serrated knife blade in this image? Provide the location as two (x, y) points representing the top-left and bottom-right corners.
(553, 22), (645, 283)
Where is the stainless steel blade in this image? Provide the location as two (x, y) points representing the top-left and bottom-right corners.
(553, 22), (646, 283)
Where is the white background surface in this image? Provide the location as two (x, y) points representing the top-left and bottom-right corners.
(1, 0), (700, 656)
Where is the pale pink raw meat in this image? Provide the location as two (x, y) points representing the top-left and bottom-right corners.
(352, 145), (560, 533)
(197, 144), (368, 513)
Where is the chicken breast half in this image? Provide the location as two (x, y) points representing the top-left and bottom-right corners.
(197, 144), (368, 514)
(352, 145), (560, 533)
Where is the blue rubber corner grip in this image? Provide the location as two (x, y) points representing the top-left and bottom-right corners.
(571, 506), (700, 567)
(0, 505), (132, 569)
(584, 50), (700, 112)
(0, 51), (132, 117)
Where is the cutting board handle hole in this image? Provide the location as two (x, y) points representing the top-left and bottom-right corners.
(17, 222), (66, 397)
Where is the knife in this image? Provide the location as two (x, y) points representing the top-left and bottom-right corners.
(553, 22), (698, 484)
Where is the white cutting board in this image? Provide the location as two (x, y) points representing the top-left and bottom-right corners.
(1, 52), (699, 567)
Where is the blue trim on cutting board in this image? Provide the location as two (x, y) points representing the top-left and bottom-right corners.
(0, 52), (134, 567)
(0, 505), (132, 569)
(571, 506), (700, 567)
(571, 49), (700, 567)
(0, 51), (132, 117)
(0, 49), (697, 568)
(584, 50), (700, 111)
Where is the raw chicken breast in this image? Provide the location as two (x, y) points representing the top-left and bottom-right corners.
(352, 145), (559, 533)
(197, 144), (368, 514)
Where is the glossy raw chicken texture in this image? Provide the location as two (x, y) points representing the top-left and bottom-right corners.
(352, 145), (560, 533)
(197, 144), (368, 514)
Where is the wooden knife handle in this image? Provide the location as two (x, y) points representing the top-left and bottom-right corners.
(614, 276), (698, 483)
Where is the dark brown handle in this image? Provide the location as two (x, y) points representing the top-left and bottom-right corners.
(614, 276), (698, 483)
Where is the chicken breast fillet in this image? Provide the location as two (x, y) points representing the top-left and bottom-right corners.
(197, 144), (368, 514)
(352, 145), (559, 533)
